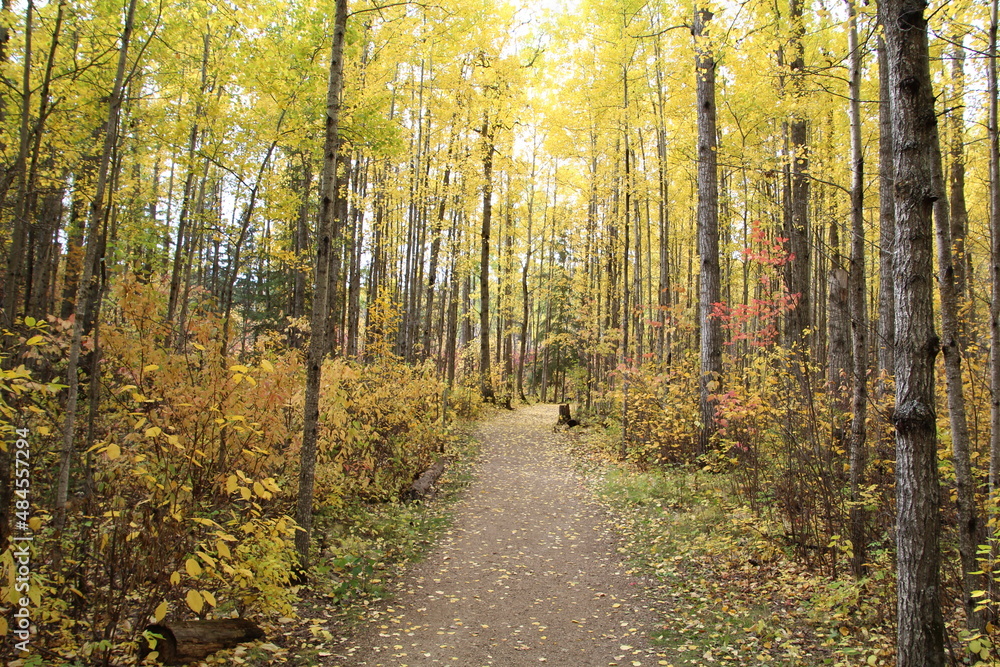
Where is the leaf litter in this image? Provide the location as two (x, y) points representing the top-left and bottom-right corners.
(329, 403), (669, 666)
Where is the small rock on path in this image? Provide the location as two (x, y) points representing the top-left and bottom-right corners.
(333, 404), (660, 666)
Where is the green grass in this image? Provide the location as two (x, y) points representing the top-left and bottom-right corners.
(573, 430), (896, 666)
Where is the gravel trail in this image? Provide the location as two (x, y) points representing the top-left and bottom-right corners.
(334, 404), (661, 667)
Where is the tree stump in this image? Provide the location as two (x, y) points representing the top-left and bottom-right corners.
(557, 403), (572, 425)
(140, 619), (264, 665)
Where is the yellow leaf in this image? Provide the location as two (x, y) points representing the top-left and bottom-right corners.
(167, 435), (181, 447)
(192, 343), (205, 351)
(185, 558), (202, 578)
(186, 589), (203, 614)
(145, 426), (162, 438)
(226, 475), (239, 494)
(143, 364), (160, 373)
(25, 335), (44, 346)
(0, 616), (7, 636)
(253, 481), (266, 497)
(202, 590), (217, 607)
(27, 516), (41, 531)
(260, 359), (275, 373)
(239, 486), (251, 501)
(229, 364), (250, 373)
(216, 540), (231, 559)
(106, 443), (121, 460)
(170, 572), (181, 585)
(244, 374), (257, 387)
(154, 601), (168, 623)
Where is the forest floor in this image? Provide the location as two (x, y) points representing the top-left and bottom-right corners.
(326, 403), (669, 666)
(221, 403), (902, 667)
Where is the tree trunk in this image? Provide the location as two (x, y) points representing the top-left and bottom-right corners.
(479, 117), (496, 401)
(2, 0), (34, 333)
(694, 5), (722, 455)
(423, 151), (452, 361)
(167, 34), (209, 325)
(140, 620), (264, 665)
(876, 35), (896, 386)
(827, 220), (851, 403)
(930, 109), (984, 632)
(55, 0), (137, 539)
(988, 0), (1000, 513)
(784, 0), (811, 347)
(881, 0), (945, 661)
(846, 0), (868, 580)
(517, 151), (536, 402)
(295, 0), (348, 569)
(948, 39), (970, 331)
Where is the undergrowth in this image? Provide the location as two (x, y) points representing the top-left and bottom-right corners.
(572, 429), (900, 667)
(203, 419), (484, 667)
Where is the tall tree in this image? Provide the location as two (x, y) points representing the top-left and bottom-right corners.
(479, 114), (497, 401)
(694, 4), (721, 455)
(846, 0), (868, 579)
(295, 0), (348, 568)
(54, 0), (139, 536)
(784, 0), (811, 347)
(881, 0), (945, 661)
(989, 0), (1000, 512)
(931, 111), (983, 632)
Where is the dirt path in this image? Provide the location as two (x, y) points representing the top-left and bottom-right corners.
(332, 404), (664, 667)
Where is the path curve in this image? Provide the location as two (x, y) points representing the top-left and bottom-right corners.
(334, 404), (659, 666)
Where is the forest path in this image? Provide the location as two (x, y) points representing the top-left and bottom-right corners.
(332, 403), (662, 667)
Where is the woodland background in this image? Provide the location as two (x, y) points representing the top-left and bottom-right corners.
(0, 0), (997, 663)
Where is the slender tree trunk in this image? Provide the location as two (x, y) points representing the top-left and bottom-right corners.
(291, 154), (312, 323)
(518, 154), (536, 402)
(55, 0), (137, 538)
(346, 157), (365, 357)
(948, 39), (969, 330)
(988, 0), (1000, 512)
(479, 117), (496, 401)
(167, 34), (209, 325)
(881, 0), (945, 661)
(785, 0), (811, 347)
(828, 219), (851, 402)
(423, 132), (453, 360)
(695, 6), (722, 455)
(653, 50), (672, 362)
(2, 0), (34, 332)
(930, 108), (984, 632)
(846, 0), (869, 579)
(877, 36), (896, 385)
(295, 0), (348, 568)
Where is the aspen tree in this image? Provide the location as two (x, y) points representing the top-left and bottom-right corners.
(296, 0), (348, 568)
(880, 0), (945, 660)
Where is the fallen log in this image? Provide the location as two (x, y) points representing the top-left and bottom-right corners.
(405, 459), (447, 500)
(140, 619), (264, 665)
